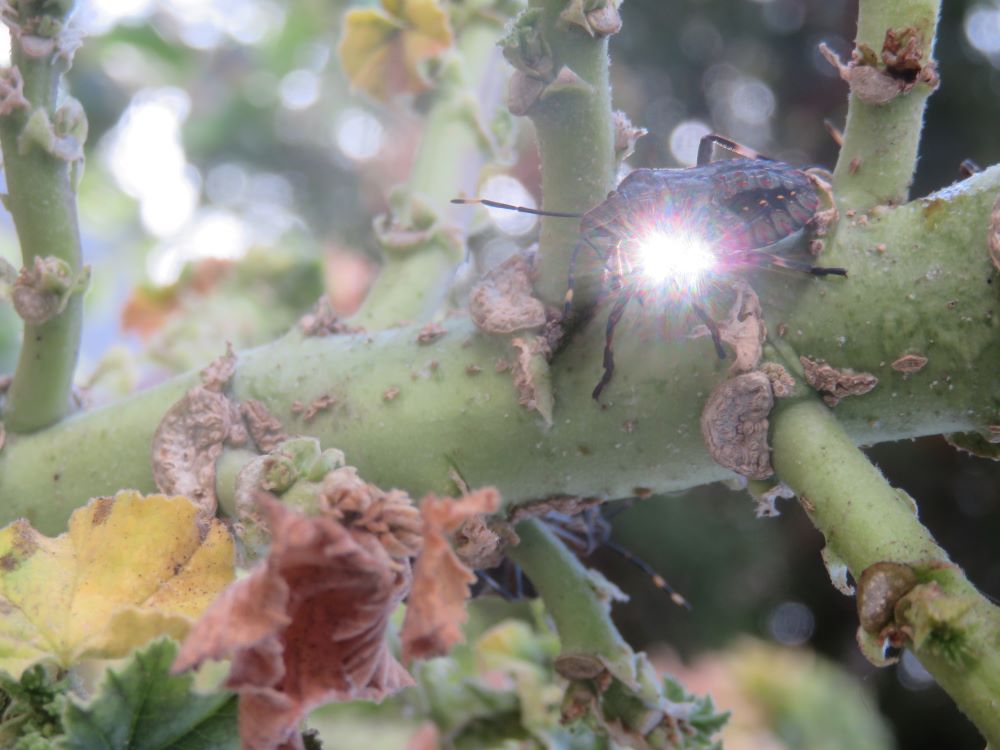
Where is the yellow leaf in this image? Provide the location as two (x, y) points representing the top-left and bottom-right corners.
(0, 491), (234, 676)
(339, 0), (452, 101)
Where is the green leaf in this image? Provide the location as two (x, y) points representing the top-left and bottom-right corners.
(0, 663), (68, 749)
(60, 639), (238, 750)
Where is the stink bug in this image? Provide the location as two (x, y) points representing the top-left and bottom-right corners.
(454, 134), (846, 400)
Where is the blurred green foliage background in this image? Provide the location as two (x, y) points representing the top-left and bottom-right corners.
(0, 0), (998, 747)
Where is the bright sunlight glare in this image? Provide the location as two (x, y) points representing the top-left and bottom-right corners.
(636, 231), (716, 290)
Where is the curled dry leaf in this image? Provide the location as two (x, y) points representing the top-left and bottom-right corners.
(818, 28), (938, 107)
(338, 0), (452, 101)
(400, 488), (501, 663)
(152, 345), (246, 518)
(0, 491), (234, 677)
(11, 256), (89, 325)
(468, 253), (547, 335)
(800, 356), (878, 407)
(613, 110), (646, 162)
(891, 353), (928, 374)
(511, 335), (555, 426)
(700, 371), (774, 480)
(693, 282), (766, 373)
(241, 399), (289, 454)
(453, 515), (518, 570)
(856, 562), (918, 635)
(174, 493), (417, 750)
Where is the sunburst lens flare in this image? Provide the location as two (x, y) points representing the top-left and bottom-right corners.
(636, 231), (717, 292)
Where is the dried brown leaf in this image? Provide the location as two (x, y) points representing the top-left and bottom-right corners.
(510, 335), (554, 425)
(416, 321), (447, 345)
(174, 495), (415, 750)
(298, 297), (364, 337)
(152, 345), (246, 517)
(241, 400), (289, 453)
(700, 371), (774, 480)
(800, 356), (878, 406)
(468, 253), (546, 335)
(401, 488), (501, 663)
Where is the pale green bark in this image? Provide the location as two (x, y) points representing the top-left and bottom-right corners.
(0, 2), (85, 433)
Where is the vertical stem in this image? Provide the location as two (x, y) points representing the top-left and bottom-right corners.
(508, 518), (636, 685)
(831, 0), (941, 209)
(526, 0), (616, 308)
(350, 16), (507, 329)
(0, 8), (84, 433)
(771, 399), (1000, 744)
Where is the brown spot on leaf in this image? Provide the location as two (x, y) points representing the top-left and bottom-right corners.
(241, 400), (289, 454)
(383, 387), (400, 402)
(291, 394), (339, 423)
(700, 371), (774, 480)
(152, 345), (244, 518)
(554, 652), (607, 680)
(800, 356), (878, 406)
(0, 421), (5, 454)
(469, 253), (547, 335)
(173, 494), (415, 750)
(401, 488), (501, 663)
(633, 487), (653, 499)
(416, 322), (447, 345)
(465, 364), (482, 376)
(495, 357), (511, 373)
(849, 157), (861, 174)
(891, 353), (928, 374)
(90, 496), (115, 526)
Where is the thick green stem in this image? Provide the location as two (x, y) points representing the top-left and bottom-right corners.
(524, 0), (616, 307)
(1, 167), (998, 533)
(350, 16), (506, 328)
(772, 399), (1000, 744)
(507, 518), (635, 683)
(831, 0), (941, 209)
(0, 11), (85, 433)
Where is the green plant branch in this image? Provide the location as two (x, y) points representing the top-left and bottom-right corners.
(349, 14), (508, 329)
(1, 165), (998, 533)
(831, 0), (941, 209)
(0, 2), (86, 433)
(507, 518), (635, 683)
(771, 398), (1000, 744)
(513, 0), (617, 308)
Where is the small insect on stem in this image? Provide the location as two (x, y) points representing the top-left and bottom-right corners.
(455, 133), (847, 400)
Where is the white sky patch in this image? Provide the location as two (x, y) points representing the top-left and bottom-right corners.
(102, 87), (199, 237)
(669, 119), (711, 166)
(279, 69), (321, 110)
(146, 209), (250, 285)
(0, 27), (10, 66)
(479, 174), (538, 236)
(334, 108), (385, 162)
(965, 4), (1000, 57)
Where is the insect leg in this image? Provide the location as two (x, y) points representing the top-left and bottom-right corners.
(474, 570), (517, 601)
(450, 197), (582, 218)
(758, 252), (847, 277)
(692, 303), (726, 359)
(592, 291), (632, 401)
(697, 134), (765, 166)
(601, 537), (692, 609)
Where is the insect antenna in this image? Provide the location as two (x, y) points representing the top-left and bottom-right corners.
(451, 197), (582, 219)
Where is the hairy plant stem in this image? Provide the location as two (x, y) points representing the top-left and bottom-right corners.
(507, 518), (635, 683)
(831, 0), (941, 209)
(350, 16), (506, 329)
(525, 0), (616, 308)
(0, 11), (84, 433)
(1, 166), (997, 533)
(772, 398), (1000, 744)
